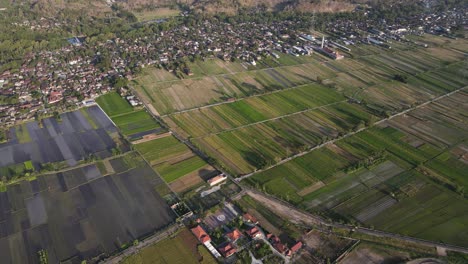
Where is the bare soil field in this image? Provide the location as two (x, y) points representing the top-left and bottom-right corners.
(339, 243), (411, 264)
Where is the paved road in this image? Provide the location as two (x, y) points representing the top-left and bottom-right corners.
(236, 86), (467, 182)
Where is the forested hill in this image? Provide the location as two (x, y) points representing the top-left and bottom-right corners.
(2, 0), (356, 14)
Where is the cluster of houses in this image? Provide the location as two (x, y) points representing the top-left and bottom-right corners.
(190, 207), (302, 262)
(324, 6), (466, 51)
(0, 46), (124, 126)
(1, 4), (465, 128)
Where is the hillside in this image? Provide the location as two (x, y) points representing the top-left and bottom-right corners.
(4, 0), (356, 15)
(191, 0), (355, 14)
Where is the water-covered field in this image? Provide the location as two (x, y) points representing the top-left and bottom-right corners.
(0, 156), (175, 263)
(0, 106), (127, 174)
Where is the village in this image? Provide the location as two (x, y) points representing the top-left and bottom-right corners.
(0, 5), (465, 128)
(189, 202), (303, 263)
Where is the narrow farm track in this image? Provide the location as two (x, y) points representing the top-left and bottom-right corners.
(236, 86), (467, 182)
(192, 100), (347, 139)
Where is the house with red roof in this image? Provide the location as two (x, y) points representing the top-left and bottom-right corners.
(290, 241), (303, 254)
(226, 228), (243, 242)
(217, 242), (237, 258)
(191, 225), (211, 244)
(269, 235), (290, 255)
(243, 213), (258, 224)
(245, 226), (261, 239)
(47, 91), (63, 104)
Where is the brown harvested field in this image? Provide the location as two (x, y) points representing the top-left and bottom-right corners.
(167, 152), (197, 165)
(327, 143), (359, 162)
(303, 230), (355, 261)
(169, 168), (206, 193)
(338, 243), (411, 264)
(298, 181), (325, 196)
(102, 159), (115, 175)
(133, 8), (181, 21)
(131, 132), (171, 144)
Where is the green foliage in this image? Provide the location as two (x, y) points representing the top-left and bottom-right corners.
(0, 129), (7, 142)
(393, 74), (408, 83)
(250, 240), (272, 259)
(38, 249), (48, 264)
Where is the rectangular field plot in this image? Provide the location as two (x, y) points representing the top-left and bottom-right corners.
(366, 182), (468, 247)
(0, 158), (176, 263)
(134, 135), (216, 193)
(193, 102), (376, 175)
(0, 106), (124, 179)
(246, 146), (354, 204)
(111, 110), (161, 136)
(134, 62), (335, 115)
(165, 83), (345, 138)
(96, 92), (162, 137)
(243, 90), (468, 246)
(121, 228), (216, 264)
(95, 91), (133, 116)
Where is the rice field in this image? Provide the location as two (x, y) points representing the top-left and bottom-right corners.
(192, 101), (375, 175)
(134, 135), (216, 192)
(131, 34), (468, 246)
(243, 89), (468, 246)
(165, 83), (345, 138)
(111, 110), (161, 136)
(96, 92), (161, 136)
(96, 92), (133, 116)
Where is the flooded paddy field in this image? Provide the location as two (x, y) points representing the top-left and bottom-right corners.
(0, 106), (128, 174)
(0, 156), (175, 263)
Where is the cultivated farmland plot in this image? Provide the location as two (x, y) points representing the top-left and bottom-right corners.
(134, 135), (217, 193)
(245, 89), (468, 246)
(96, 92), (162, 138)
(0, 157), (176, 263)
(131, 34), (468, 247)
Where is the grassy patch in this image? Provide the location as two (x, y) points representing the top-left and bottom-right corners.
(133, 7), (180, 21)
(157, 156), (206, 183)
(15, 124), (31, 143)
(111, 110), (160, 136)
(121, 228), (216, 264)
(96, 92), (133, 117)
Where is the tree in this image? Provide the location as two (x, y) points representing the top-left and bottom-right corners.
(393, 74), (408, 83)
(53, 111), (61, 121)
